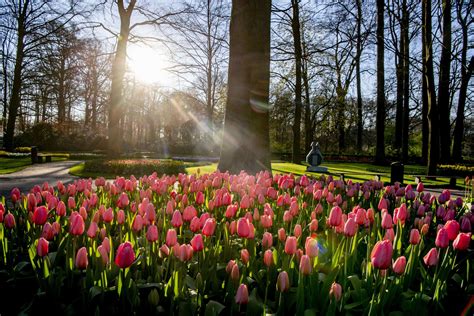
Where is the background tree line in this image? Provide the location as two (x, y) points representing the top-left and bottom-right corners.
(0, 0), (472, 168)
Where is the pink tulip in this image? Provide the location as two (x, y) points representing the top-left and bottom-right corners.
(453, 233), (471, 251)
(56, 201), (66, 217)
(132, 215), (144, 232)
(409, 229), (421, 245)
(277, 271), (290, 292)
(371, 240), (393, 269)
(294, 224), (302, 238)
(4, 213), (15, 229)
(166, 229), (178, 247)
(231, 263), (240, 281)
(393, 203), (407, 225)
(87, 222), (98, 238)
(146, 225), (159, 242)
(37, 237), (49, 257)
(435, 228), (449, 248)
(285, 236), (297, 255)
(309, 219), (318, 232)
(260, 214), (273, 228)
(299, 254), (312, 275)
(330, 282), (342, 301)
(102, 207), (114, 223)
(115, 241), (135, 268)
(241, 249), (250, 265)
(392, 256), (406, 275)
(262, 232), (273, 249)
(97, 245), (109, 265)
(235, 284), (249, 304)
(171, 210), (183, 228)
(68, 196), (76, 209)
(11, 188), (20, 203)
(195, 191), (205, 205)
(305, 237), (319, 258)
(240, 195), (251, 209)
(70, 212), (85, 235)
(378, 198), (388, 211)
(226, 259), (236, 274)
(344, 217), (357, 237)
(117, 209), (125, 224)
(191, 234), (204, 252)
(237, 218), (250, 238)
(183, 206), (197, 222)
(278, 228), (286, 242)
(27, 193), (37, 212)
(381, 212), (393, 229)
(263, 249), (273, 267)
(75, 247), (88, 269)
(102, 237), (111, 253)
(41, 222), (54, 240)
(423, 248), (439, 266)
(328, 206), (343, 227)
(202, 218), (216, 236)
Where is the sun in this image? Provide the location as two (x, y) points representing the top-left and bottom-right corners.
(127, 44), (169, 85)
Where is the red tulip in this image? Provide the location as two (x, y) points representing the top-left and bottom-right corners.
(423, 247), (439, 267)
(263, 249), (273, 267)
(299, 254), (312, 275)
(276, 271), (290, 292)
(191, 234), (204, 252)
(235, 284), (249, 304)
(166, 229), (178, 247)
(56, 201), (66, 217)
(237, 218), (250, 238)
(10, 188), (20, 203)
(371, 240), (393, 270)
(409, 229), (421, 245)
(32, 206), (48, 226)
(4, 213), (15, 229)
(115, 241), (135, 268)
(328, 206), (343, 227)
(37, 237), (49, 257)
(453, 232), (471, 251)
(444, 220), (460, 241)
(68, 196), (76, 209)
(195, 191), (205, 205)
(435, 228), (449, 248)
(285, 236), (297, 255)
(392, 256), (406, 275)
(132, 214), (144, 232)
(75, 247), (88, 269)
(330, 282), (342, 301)
(27, 193), (37, 212)
(202, 218), (216, 236)
(146, 225), (159, 242)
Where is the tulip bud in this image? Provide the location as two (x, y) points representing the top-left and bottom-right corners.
(409, 229), (421, 245)
(263, 249), (273, 267)
(97, 245), (109, 265)
(190, 234), (204, 252)
(115, 241), (135, 269)
(235, 284), (249, 304)
(166, 229), (178, 247)
(230, 264), (240, 281)
(241, 249), (250, 265)
(202, 218), (216, 236)
(70, 212), (85, 235)
(37, 237), (49, 257)
(392, 256), (406, 275)
(381, 212), (393, 229)
(371, 240), (393, 270)
(299, 254), (312, 275)
(329, 282), (342, 301)
(444, 220), (460, 241)
(262, 232), (273, 249)
(75, 247), (88, 269)
(278, 228), (286, 242)
(285, 236), (297, 255)
(171, 210), (183, 228)
(305, 237), (319, 258)
(328, 206), (343, 227)
(146, 225), (159, 242)
(435, 228), (449, 248)
(87, 222), (98, 238)
(344, 217), (357, 237)
(294, 224), (302, 238)
(423, 248), (439, 267)
(277, 271), (290, 292)
(4, 213), (15, 229)
(453, 233), (471, 251)
(148, 289), (160, 306)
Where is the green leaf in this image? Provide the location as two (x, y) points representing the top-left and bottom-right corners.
(204, 300), (225, 316)
(89, 286), (103, 301)
(304, 308), (317, 316)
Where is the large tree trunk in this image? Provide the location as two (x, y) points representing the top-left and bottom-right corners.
(4, 3), (27, 151)
(291, 0), (302, 164)
(108, 0), (136, 156)
(401, 0), (410, 162)
(303, 54), (312, 154)
(437, 0), (452, 163)
(423, 0), (439, 175)
(394, 42), (403, 155)
(57, 57), (66, 126)
(452, 56), (473, 161)
(421, 2), (429, 165)
(355, 0), (363, 152)
(375, 0), (385, 164)
(218, 0), (271, 174)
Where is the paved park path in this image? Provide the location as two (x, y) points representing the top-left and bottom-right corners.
(0, 160), (82, 197)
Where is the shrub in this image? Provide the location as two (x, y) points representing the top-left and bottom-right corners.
(14, 147), (32, 153)
(438, 164), (474, 177)
(84, 159), (186, 176)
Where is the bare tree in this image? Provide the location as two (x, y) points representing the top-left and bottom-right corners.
(375, 0), (385, 163)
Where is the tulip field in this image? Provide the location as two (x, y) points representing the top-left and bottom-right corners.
(0, 171), (473, 315)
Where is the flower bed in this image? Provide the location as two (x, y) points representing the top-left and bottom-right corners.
(0, 172), (473, 314)
(83, 159), (186, 177)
